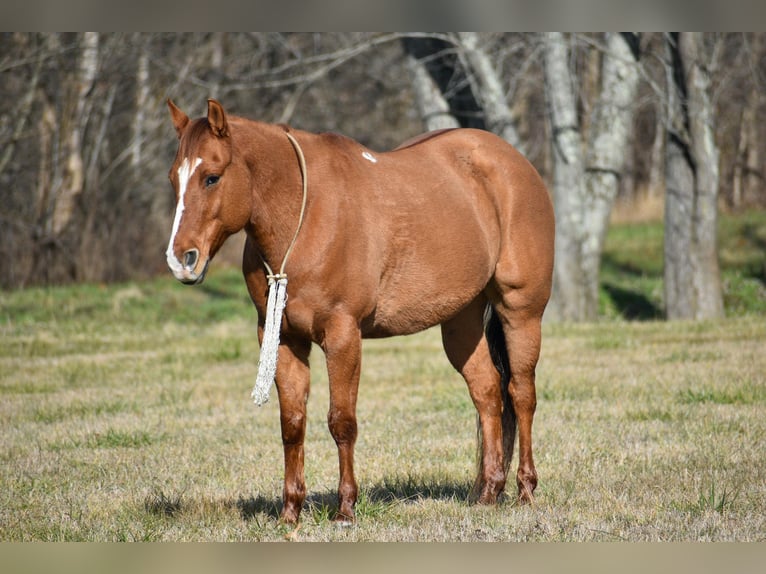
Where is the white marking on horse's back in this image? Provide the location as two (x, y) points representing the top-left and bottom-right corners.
(166, 156), (202, 273)
(362, 151), (377, 164)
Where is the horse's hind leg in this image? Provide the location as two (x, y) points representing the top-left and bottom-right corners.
(441, 296), (506, 504)
(494, 302), (544, 504)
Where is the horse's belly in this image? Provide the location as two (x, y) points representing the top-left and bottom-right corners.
(361, 301), (458, 338)
(361, 260), (490, 338)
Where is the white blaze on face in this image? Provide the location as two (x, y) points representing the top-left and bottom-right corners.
(362, 151), (377, 163)
(166, 156), (202, 275)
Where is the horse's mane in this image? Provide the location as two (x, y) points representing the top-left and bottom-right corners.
(392, 128), (457, 151)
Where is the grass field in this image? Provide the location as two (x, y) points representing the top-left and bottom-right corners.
(1, 211), (764, 541)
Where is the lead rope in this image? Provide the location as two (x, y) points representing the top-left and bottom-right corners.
(251, 132), (308, 406)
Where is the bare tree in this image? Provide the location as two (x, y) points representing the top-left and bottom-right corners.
(456, 32), (522, 149)
(50, 32), (99, 237)
(406, 52), (460, 130)
(401, 34), (487, 131)
(544, 32), (587, 321)
(663, 33), (724, 320)
(131, 34), (151, 171)
(732, 33), (764, 209)
(581, 33), (641, 318)
(544, 32), (640, 321)
(0, 40), (42, 177)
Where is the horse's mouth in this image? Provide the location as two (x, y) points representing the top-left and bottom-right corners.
(178, 258), (209, 285)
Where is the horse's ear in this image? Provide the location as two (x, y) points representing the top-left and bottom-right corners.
(207, 98), (229, 138)
(167, 99), (189, 139)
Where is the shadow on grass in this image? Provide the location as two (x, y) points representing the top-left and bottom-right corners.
(144, 476), (474, 523)
(236, 477), (474, 521)
(235, 494), (282, 521)
(600, 252), (663, 320)
(365, 475), (473, 504)
(741, 222), (766, 281)
(602, 282), (662, 320)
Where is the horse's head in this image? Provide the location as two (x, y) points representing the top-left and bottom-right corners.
(165, 99), (251, 284)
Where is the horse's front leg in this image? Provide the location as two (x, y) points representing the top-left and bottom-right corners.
(274, 336), (312, 524)
(322, 316), (362, 523)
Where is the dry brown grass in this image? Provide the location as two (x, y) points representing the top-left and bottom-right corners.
(1, 277), (764, 541)
(610, 192), (665, 225)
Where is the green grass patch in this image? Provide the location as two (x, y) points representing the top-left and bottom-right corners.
(0, 266), (252, 332)
(600, 208), (766, 318)
(31, 400), (137, 424)
(677, 384), (765, 406)
(88, 429), (157, 449)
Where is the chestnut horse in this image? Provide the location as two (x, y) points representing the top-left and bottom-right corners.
(165, 99), (554, 524)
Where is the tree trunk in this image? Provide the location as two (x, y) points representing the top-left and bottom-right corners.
(647, 108), (665, 197)
(50, 32), (99, 237)
(664, 32), (724, 320)
(581, 33), (641, 318)
(0, 37), (43, 176)
(131, 34), (150, 170)
(405, 53), (460, 131)
(732, 33), (763, 209)
(456, 32), (522, 150)
(544, 32), (586, 321)
(209, 32), (225, 100)
(401, 36), (486, 131)
(545, 32), (640, 321)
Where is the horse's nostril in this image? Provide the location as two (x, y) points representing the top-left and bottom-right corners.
(183, 249), (198, 270)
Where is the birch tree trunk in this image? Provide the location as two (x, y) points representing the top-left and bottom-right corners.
(50, 32), (99, 236)
(456, 32), (522, 150)
(209, 32), (225, 100)
(545, 32), (640, 321)
(581, 33), (641, 318)
(405, 53), (460, 131)
(647, 109), (665, 197)
(544, 32), (586, 321)
(664, 32), (724, 320)
(131, 34), (150, 170)
(401, 35), (485, 131)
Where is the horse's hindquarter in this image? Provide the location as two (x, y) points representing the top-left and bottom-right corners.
(357, 132), (515, 337)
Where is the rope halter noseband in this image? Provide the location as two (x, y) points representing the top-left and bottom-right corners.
(251, 131), (308, 406)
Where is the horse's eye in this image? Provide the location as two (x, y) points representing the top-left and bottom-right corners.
(205, 175), (220, 187)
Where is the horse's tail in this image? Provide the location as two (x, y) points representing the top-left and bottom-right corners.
(471, 304), (516, 501)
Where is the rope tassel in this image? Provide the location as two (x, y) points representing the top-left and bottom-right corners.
(252, 275), (288, 405)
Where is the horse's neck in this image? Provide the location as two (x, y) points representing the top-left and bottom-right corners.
(239, 121), (306, 273)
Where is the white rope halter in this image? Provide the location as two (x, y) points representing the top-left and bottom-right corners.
(251, 132), (308, 406)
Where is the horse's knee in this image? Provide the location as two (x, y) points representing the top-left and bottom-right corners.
(280, 410), (306, 445)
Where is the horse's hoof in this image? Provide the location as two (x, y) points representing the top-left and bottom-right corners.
(332, 512), (355, 527)
(279, 509), (301, 526)
(517, 484), (536, 505)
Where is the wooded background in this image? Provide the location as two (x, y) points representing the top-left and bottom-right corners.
(1, 32), (764, 320)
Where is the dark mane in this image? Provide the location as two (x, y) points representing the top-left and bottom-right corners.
(392, 129), (457, 151)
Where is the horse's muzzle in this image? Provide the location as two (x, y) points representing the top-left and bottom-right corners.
(168, 248), (209, 285)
